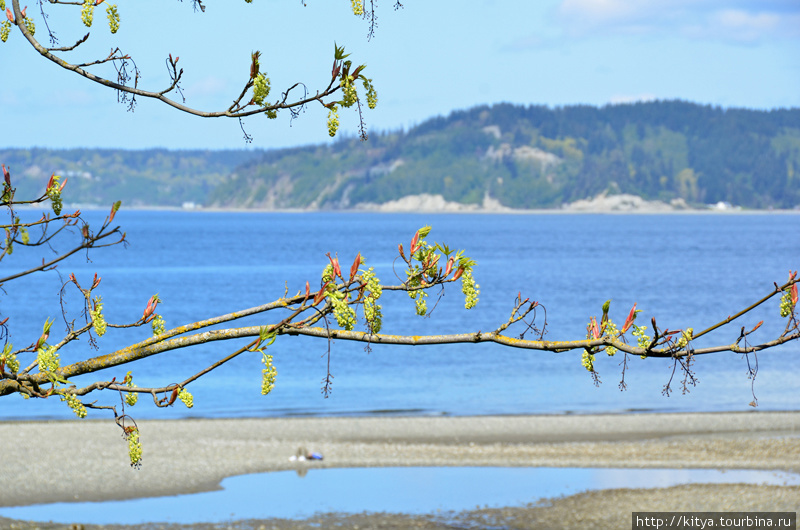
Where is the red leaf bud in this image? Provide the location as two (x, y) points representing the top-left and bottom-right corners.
(313, 282), (330, 305)
(327, 253), (341, 279)
(6, 8), (14, 23)
(452, 267), (464, 281)
(621, 303), (637, 333)
(410, 230), (420, 255)
(590, 317), (600, 339)
(791, 283), (798, 306)
(2, 164), (10, 186)
(143, 295), (159, 321)
(444, 256), (454, 277)
(349, 252), (362, 281)
(167, 387), (179, 406)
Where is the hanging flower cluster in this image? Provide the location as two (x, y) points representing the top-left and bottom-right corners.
(90, 296), (107, 336)
(126, 427), (143, 468)
(178, 388), (193, 408)
(61, 392), (87, 418)
(124, 371), (138, 406)
(780, 279), (798, 318)
(81, 0), (94, 27)
(327, 106), (340, 137)
(325, 44), (378, 137)
(106, 4), (119, 33)
(399, 226), (478, 317)
(46, 174), (65, 215)
(361, 267), (383, 333)
(261, 353), (277, 395)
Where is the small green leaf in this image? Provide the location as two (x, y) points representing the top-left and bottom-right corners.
(334, 42), (351, 60)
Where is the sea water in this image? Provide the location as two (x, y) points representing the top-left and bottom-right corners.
(1, 211), (798, 420)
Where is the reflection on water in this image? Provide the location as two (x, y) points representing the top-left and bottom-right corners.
(2, 467), (798, 525)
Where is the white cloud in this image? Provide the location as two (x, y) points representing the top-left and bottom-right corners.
(555, 0), (800, 43)
(608, 94), (658, 105)
(704, 9), (800, 43)
(558, 0), (638, 21)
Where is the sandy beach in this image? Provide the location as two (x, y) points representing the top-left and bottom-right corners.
(1, 412), (799, 528)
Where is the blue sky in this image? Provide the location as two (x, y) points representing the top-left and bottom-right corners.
(2, 0), (798, 150)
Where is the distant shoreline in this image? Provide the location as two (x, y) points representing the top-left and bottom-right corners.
(43, 203), (800, 215)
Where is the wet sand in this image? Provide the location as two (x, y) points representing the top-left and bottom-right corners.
(1, 412), (798, 528)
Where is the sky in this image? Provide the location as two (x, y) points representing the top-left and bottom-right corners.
(1, 0), (798, 150)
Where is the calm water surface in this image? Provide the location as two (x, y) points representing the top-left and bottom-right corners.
(1, 211), (799, 420)
(3, 467), (798, 524)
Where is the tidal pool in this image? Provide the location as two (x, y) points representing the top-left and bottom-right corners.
(2, 467), (798, 525)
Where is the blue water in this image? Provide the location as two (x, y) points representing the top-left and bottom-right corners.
(1, 211), (799, 420)
(3, 467), (798, 524)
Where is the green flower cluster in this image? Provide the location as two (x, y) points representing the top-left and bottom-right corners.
(362, 78), (378, 110)
(321, 262), (334, 284)
(413, 290), (430, 316)
(126, 428), (143, 468)
(0, 1), (4, 11)
(252, 73), (271, 106)
(351, 0), (364, 15)
(631, 324), (651, 358)
(602, 320), (619, 356)
(90, 296), (106, 336)
(261, 353), (277, 395)
(23, 16), (34, 36)
(461, 269), (480, 310)
(404, 231), (432, 315)
(1, 343), (19, 373)
(581, 350), (594, 372)
(329, 290), (357, 330)
(20, 227), (29, 244)
(124, 371), (138, 406)
(151, 314), (166, 336)
(81, 0), (94, 27)
(47, 175), (63, 215)
(341, 76), (358, 108)
(0, 21), (10, 43)
(106, 4), (119, 34)
(675, 328), (693, 349)
(327, 106), (340, 137)
(361, 267), (383, 333)
(61, 392), (87, 418)
(178, 388), (193, 408)
(37, 344), (60, 374)
(780, 290), (795, 317)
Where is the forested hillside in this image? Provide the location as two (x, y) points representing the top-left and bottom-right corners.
(0, 148), (262, 207)
(3, 101), (798, 210)
(210, 100), (800, 210)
